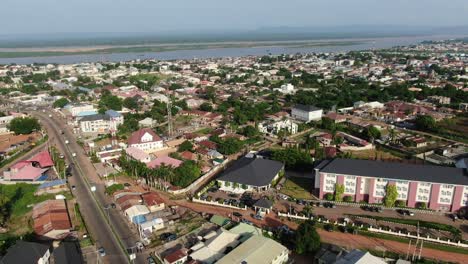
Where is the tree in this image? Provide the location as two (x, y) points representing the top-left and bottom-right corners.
(199, 102), (213, 112)
(52, 98), (69, 108)
(271, 148), (312, 171)
(178, 141), (194, 152)
(0, 195), (10, 227)
(334, 183), (344, 202)
(123, 97), (139, 110)
(173, 161), (201, 187)
(216, 137), (244, 155)
(417, 202), (427, 210)
(99, 91), (122, 112)
(364, 126), (381, 142)
(295, 220), (321, 254)
(384, 184), (398, 207)
(343, 196), (353, 202)
(414, 115), (437, 132)
(8, 117), (41, 135)
(324, 193), (334, 201)
(241, 125), (258, 138)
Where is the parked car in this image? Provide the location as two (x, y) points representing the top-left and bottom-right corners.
(296, 199), (306, 205)
(147, 256), (156, 264)
(253, 214), (263, 220)
(449, 214), (458, 221)
(159, 232), (175, 241)
(324, 224), (334, 232)
(241, 219), (253, 225)
(98, 247), (106, 257)
(71, 185), (76, 191)
(228, 193), (238, 198)
(233, 212), (242, 217)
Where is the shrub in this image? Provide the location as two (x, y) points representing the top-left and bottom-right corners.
(324, 193), (334, 201)
(395, 200), (406, 207)
(343, 196), (354, 203)
(417, 202), (427, 209)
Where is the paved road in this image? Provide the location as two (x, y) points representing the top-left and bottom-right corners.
(31, 111), (132, 264)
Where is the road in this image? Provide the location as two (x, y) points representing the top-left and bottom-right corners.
(31, 110), (137, 264)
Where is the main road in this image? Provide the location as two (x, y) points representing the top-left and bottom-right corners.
(30, 109), (147, 264)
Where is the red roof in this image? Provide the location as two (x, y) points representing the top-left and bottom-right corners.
(28, 150), (54, 168)
(164, 248), (188, 263)
(128, 128), (162, 145)
(198, 140), (217, 150)
(180, 151), (196, 160)
(141, 192), (164, 206)
(147, 156), (182, 169)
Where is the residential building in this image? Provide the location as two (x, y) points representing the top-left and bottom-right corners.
(147, 156), (183, 169)
(258, 119), (298, 136)
(79, 110), (123, 134)
(190, 229), (240, 264)
(128, 128), (164, 152)
(52, 242), (83, 264)
(164, 248), (188, 264)
(64, 103), (96, 117)
(217, 156), (284, 193)
(216, 235), (289, 264)
(0, 241), (50, 264)
(32, 200), (72, 240)
(315, 159), (468, 212)
(334, 249), (386, 264)
(291, 104), (323, 122)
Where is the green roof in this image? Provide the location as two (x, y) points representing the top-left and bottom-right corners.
(210, 215), (230, 227)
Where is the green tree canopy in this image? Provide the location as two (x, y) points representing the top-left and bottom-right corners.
(178, 140), (194, 152)
(199, 102), (213, 112)
(295, 220), (321, 254)
(415, 115), (437, 132)
(7, 117), (41, 135)
(384, 184), (398, 207)
(271, 148), (312, 171)
(123, 97), (139, 110)
(52, 98), (69, 108)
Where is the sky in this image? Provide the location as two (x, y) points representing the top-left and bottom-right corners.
(1, 0), (468, 35)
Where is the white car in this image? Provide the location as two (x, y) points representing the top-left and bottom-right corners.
(65, 140), (69, 144)
(72, 153), (76, 157)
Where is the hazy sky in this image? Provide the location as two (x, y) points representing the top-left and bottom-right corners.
(2, 0), (468, 35)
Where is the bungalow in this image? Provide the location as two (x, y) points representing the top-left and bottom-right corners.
(217, 157), (284, 194)
(32, 200), (72, 240)
(291, 104), (323, 122)
(126, 147), (151, 163)
(125, 205), (150, 224)
(0, 241), (50, 264)
(128, 128), (164, 152)
(147, 156), (183, 169)
(141, 192), (165, 212)
(164, 248), (189, 264)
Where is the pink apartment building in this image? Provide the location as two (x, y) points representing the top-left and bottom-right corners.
(315, 159), (468, 212)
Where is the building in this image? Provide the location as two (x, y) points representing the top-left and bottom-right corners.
(3, 150), (53, 182)
(125, 147), (151, 163)
(32, 200), (72, 240)
(217, 157), (284, 193)
(291, 104), (323, 122)
(334, 249), (386, 264)
(315, 159), (468, 212)
(164, 248), (188, 264)
(147, 156), (183, 169)
(64, 103), (96, 117)
(190, 229), (240, 264)
(52, 242), (84, 264)
(258, 119), (298, 136)
(128, 128), (164, 152)
(79, 110), (123, 134)
(0, 241), (50, 264)
(216, 235), (289, 264)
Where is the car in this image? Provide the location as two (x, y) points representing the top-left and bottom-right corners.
(159, 232), (177, 242)
(449, 214), (458, 221)
(253, 214), (263, 220)
(147, 256), (156, 264)
(123, 183), (131, 187)
(166, 234), (177, 242)
(72, 153), (76, 157)
(71, 185), (76, 191)
(48, 114), (52, 118)
(296, 199), (305, 205)
(233, 212), (243, 217)
(228, 193), (238, 198)
(324, 224), (334, 232)
(65, 140), (69, 144)
(407, 210), (414, 216)
(59, 154), (65, 159)
(241, 219), (253, 225)
(98, 247), (106, 257)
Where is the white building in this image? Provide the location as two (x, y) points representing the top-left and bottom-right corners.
(274, 83), (295, 94)
(79, 110), (123, 134)
(291, 104), (323, 122)
(64, 103), (97, 117)
(258, 119), (298, 136)
(128, 128), (164, 152)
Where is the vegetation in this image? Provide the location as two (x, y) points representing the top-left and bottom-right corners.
(7, 117), (41, 135)
(178, 140), (194, 152)
(271, 148), (312, 171)
(295, 220), (321, 254)
(334, 183), (344, 202)
(52, 98), (69, 108)
(98, 90), (122, 112)
(415, 115), (437, 132)
(384, 184), (398, 207)
(279, 177), (315, 200)
(105, 184), (125, 195)
(211, 136), (244, 155)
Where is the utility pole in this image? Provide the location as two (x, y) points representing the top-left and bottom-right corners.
(167, 99), (173, 138)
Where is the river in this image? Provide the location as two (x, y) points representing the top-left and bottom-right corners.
(0, 34), (466, 64)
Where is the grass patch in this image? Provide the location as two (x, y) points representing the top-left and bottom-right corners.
(280, 177), (315, 200)
(105, 183), (124, 195)
(358, 230), (468, 255)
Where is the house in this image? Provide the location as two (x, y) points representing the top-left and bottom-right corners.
(216, 235), (289, 264)
(64, 103), (96, 117)
(217, 157), (284, 193)
(128, 128), (164, 152)
(53, 241), (84, 264)
(32, 200), (72, 240)
(190, 229), (240, 264)
(126, 147), (151, 163)
(141, 192), (165, 212)
(291, 104), (323, 122)
(258, 119), (298, 136)
(35, 179), (68, 195)
(334, 249), (386, 264)
(79, 110), (123, 134)
(325, 112), (347, 123)
(3, 150), (53, 182)
(0, 241), (50, 264)
(124, 205), (150, 224)
(138, 117), (156, 128)
(147, 156), (183, 169)
(164, 248), (188, 264)
(315, 159), (468, 212)
(180, 151), (197, 161)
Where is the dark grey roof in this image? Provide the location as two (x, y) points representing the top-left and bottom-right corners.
(218, 157), (284, 187)
(293, 104), (322, 112)
(0, 241), (50, 264)
(79, 113), (110, 122)
(318, 159), (468, 185)
(53, 242), (83, 264)
(254, 198), (273, 209)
